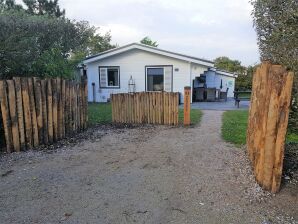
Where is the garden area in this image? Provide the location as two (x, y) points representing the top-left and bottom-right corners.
(88, 103), (203, 126)
(222, 110), (298, 146)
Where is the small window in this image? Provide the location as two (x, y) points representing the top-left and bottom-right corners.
(99, 67), (120, 88)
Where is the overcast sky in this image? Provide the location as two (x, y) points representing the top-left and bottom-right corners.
(60, 0), (259, 66)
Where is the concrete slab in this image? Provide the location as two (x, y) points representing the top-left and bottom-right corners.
(180, 98), (250, 111)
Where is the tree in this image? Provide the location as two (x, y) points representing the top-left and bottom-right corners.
(0, 9), (115, 79)
(72, 21), (117, 60)
(0, 10), (80, 78)
(214, 56), (246, 75)
(0, 0), (23, 11)
(251, 0), (298, 133)
(140, 36), (158, 47)
(214, 56), (255, 90)
(0, 0), (116, 79)
(235, 65), (258, 90)
(23, 0), (65, 17)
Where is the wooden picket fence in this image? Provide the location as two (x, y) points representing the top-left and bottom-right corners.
(111, 92), (179, 125)
(0, 77), (88, 153)
(247, 62), (294, 193)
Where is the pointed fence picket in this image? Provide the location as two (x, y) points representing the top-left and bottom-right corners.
(0, 77), (88, 153)
(111, 92), (179, 125)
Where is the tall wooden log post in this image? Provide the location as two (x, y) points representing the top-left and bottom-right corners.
(247, 62), (294, 193)
(184, 86), (191, 126)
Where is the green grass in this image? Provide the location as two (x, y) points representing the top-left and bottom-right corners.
(88, 103), (112, 125)
(179, 108), (203, 125)
(222, 110), (298, 146)
(237, 92), (251, 98)
(222, 110), (249, 146)
(88, 103), (203, 126)
(287, 133), (298, 143)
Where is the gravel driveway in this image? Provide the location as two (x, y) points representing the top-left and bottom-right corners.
(0, 110), (297, 224)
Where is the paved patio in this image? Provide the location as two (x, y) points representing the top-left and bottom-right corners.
(181, 98), (250, 111)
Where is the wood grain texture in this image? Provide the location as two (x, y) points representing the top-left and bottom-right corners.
(1, 77), (88, 152)
(111, 92), (178, 125)
(21, 78), (32, 149)
(41, 80), (48, 144)
(0, 81), (13, 152)
(247, 62), (294, 193)
(184, 87), (191, 126)
(14, 78), (26, 150)
(34, 78), (43, 144)
(7, 80), (20, 152)
(28, 78), (39, 147)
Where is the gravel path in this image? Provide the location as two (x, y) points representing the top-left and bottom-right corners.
(0, 110), (297, 224)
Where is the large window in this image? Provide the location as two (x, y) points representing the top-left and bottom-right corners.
(146, 67), (164, 91)
(99, 67), (120, 88)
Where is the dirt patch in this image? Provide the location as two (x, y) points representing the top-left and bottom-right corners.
(0, 111), (297, 224)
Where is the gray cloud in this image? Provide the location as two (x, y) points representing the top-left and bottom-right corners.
(60, 0), (260, 65)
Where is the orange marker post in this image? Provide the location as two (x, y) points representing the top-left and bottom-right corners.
(184, 86), (191, 126)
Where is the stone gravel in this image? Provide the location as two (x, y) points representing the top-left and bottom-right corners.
(0, 110), (297, 224)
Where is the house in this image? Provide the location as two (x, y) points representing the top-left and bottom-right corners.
(82, 43), (237, 103)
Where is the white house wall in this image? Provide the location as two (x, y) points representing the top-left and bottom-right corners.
(214, 74), (235, 97)
(192, 70), (236, 98)
(86, 49), (209, 103)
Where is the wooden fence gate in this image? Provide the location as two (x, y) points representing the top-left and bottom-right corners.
(247, 62), (294, 193)
(111, 92), (179, 125)
(0, 77), (88, 153)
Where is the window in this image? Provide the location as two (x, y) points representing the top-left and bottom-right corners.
(99, 67), (120, 88)
(146, 67), (164, 91)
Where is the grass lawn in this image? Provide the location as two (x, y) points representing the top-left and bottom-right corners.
(88, 103), (112, 125)
(222, 110), (298, 146)
(178, 109), (203, 125)
(237, 92), (251, 98)
(88, 103), (202, 126)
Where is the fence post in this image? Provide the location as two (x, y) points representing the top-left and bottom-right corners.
(247, 62), (294, 193)
(184, 87), (191, 126)
(0, 81), (13, 152)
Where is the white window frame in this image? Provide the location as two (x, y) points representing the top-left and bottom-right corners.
(99, 66), (120, 88)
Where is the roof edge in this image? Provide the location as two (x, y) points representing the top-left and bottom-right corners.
(83, 43), (214, 66)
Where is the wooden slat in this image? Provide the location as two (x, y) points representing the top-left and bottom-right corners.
(68, 82), (73, 133)
(7, 80), (20, 152)
(72, 83), (76, 131)
(21, 78), (32, 149)
(0, 81), (13, 152)
(52, 79), (58, 141)
(64, 81), (69, 134)
(34, 78), (43, 144)
(56, 78), (62, 139)
(13, 77), (26, 150)
(47, 79), (53, 143)
(40, 80), (48, 144)
(61, 79), (66, 137)
(28, 78), (39, 147)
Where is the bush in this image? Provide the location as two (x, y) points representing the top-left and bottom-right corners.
(251, 0), (298, 133)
